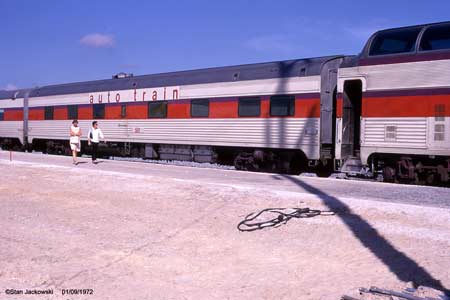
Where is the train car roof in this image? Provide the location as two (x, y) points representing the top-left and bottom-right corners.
(358, 20), (450, 59)
(0, 90), (15, 100)
(0, 55), (343, 100)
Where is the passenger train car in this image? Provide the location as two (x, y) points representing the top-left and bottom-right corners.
(1, 21), (449, 184)
(337, 21), (450, 184)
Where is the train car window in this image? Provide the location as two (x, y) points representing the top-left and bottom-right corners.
(44, 106), (54, 120)
(93, 104), (105, 119)
(0, 109), (4, 121)
(270, 95), (295, 116)
(120, 104), (127, 118)
(420, 24), (450, 51)
(191, 99), (209, 117)
(148, 101), (167, 118)
(369, 28), (421, 56)
(385, 125), (397, 141)
(238, 97), (260, 117)
(435, 104), (445, 121)
(434, 124), (445, 141)
(68, 105), (78, 119)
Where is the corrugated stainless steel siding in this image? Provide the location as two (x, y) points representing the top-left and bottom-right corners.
(0, 121), (23, 140)
(0, 98), (24, 108)
(362, 117), (427, 148)
(339, 59), (450, 91)
(28, 118), (320, 158)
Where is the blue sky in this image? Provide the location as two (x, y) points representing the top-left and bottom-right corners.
(1, 0), (449, 90)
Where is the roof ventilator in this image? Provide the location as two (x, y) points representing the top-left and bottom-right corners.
(112, 72), (134, 79)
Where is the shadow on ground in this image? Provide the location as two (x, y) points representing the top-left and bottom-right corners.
(277, 174), (449, 294)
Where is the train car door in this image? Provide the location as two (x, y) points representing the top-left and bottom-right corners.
(117, 103), (129, 138)
(336, 79), (363, 159)
(319, 57), (344, 161)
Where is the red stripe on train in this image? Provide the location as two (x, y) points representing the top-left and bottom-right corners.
(29, 108), (44, 120)
(4, 109), (23, 121)
(362, 95), (450, 117)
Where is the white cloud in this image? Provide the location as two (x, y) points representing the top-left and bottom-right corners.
(80, 33), (115, 48)
(4, 84), (18, 91)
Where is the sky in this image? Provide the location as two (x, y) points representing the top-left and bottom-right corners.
(1, 0), (449, 90)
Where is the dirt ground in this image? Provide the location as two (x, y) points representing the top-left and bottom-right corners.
(0, 158), (449, 300)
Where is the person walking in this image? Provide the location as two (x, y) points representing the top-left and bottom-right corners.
(69, 119), (82, 165)
(88, 121), (105, 164)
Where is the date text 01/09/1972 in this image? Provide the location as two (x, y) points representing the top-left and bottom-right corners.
(62, 289), (94, 295)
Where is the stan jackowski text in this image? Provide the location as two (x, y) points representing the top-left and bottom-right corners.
(5, 288), (54, 295)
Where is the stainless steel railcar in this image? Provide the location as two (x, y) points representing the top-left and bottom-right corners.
(336, 21), (450, 184)
(1, 21), (450, 184)
(0, 56), (341, 173)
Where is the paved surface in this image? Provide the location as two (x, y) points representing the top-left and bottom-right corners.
(0, 151), (449, 300)
(2, 151), (450, 209)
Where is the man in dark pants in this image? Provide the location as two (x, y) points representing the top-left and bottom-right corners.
(88, 121), (105, 163)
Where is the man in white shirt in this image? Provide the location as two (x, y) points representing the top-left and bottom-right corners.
(88, 121), (106, 163)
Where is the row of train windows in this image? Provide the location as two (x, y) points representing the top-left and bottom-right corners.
(370, 23), (450, 56)
(41, 96), (295, 120)
(44, 105), (81, 120)
(189, 96), (295, 118)
(44, 104), (133, 120)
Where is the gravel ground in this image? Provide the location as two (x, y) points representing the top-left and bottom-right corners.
(3, 151), (450, 209)
(0, 152), (449, 300)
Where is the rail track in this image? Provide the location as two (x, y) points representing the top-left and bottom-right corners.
(4, 148), (449, 188)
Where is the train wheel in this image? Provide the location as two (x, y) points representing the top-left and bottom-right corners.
(426, 173), (436, 185)
(382, 166), (396, 182)
(414, 173), (423, 185)
(234, 152), (248, 171)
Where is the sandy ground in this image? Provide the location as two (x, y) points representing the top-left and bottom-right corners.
(0, 156), (449, 300)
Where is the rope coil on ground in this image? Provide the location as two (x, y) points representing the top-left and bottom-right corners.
(237, 207), (334, 232)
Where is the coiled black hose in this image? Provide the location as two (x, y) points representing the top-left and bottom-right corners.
(237, 207), (334, 232)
